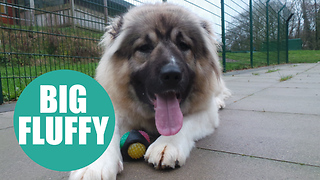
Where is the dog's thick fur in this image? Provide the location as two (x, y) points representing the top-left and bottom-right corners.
(70, 3), (230, 180)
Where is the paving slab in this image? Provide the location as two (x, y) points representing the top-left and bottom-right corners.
(0, 102), (16, 113)
(227, 87), (320, 115)
(0, 112), (69, 180)
(197, 109), (320, 167)
(274, 81), (320, 89)
(289, 74), (320, 84)
(0, 111), (14, 129)
(118, 148), (320, 180)
(225, 63), (320, 115)
(226, 81), (274, 95)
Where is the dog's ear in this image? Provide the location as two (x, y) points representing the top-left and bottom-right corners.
(200, 20), (223, 78)
(200, 20), (211, 34)
(108, 16), (124, 39)
(99, 16), (124, 50)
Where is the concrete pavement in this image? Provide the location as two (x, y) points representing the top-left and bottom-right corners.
(1, 63), (319, 180)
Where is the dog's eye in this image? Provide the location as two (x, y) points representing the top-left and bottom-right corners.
(178, 42), (190, 51)
(137, 44), (153, 53)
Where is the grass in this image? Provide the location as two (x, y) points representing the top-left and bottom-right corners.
(220, 50), (320, 72)
(1, 61), (98, 101)
(288, 50), (320, 63)
(279, 75), (293, 82)
(220, 51), (268, 71)
(0, 24), (102, 102)
(266, 69), (280, 73)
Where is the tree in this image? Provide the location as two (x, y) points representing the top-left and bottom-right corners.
(302, 0), (314, 49)
(287, 0), (302, 39)
(287, 0), (320, 49)
(225, 0), (286, 52)
(316, 1), (320, 49)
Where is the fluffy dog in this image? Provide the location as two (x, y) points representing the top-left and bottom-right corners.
(70, 3), (230, 180)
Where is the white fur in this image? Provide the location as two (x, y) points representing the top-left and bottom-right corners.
(216, 78), (232, 108)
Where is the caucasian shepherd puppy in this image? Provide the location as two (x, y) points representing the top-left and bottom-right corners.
(70, 3), (230, 180)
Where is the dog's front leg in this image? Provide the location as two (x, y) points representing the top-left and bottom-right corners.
(145, 100), (219, 169)
(69, 125), (123, 180)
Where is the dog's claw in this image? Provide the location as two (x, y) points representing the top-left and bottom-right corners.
(145, 137), (187, 170)
(175, 160), (180, 167)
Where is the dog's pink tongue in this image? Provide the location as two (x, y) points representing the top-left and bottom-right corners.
(154, 93), (183, 136)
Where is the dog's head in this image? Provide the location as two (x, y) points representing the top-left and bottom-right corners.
(97, 3), (222, 136)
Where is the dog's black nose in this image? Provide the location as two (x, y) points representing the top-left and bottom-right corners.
(160, 64), (182, 86)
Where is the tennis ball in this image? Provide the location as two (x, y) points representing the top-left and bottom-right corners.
(120, 130), (150, 160)
(127, 143), (146, 159)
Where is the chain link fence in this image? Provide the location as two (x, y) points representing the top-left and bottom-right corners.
(0, 0), (292, 103)
(222, 0), (292, 71)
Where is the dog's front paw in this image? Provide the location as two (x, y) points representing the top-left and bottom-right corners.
(216, 97), (226, 109)
(144, 136), (193, 169)
(69, 158), (123, 180)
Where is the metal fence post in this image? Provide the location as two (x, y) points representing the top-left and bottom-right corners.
(278, 5), (285, 64)
(104, 0), (108, 24)
(221, 0), (226, 72)
(266, 0), (270, 66)
(30, 0), (35, 26)
(0, 74), (3, 105)
(286, 13), (294, 63)
(286, 22), (289, 63)
(70, 0), (75, 29)
(250, 0), (253, 68)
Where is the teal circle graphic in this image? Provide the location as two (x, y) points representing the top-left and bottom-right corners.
(13, 70), (115, 171)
